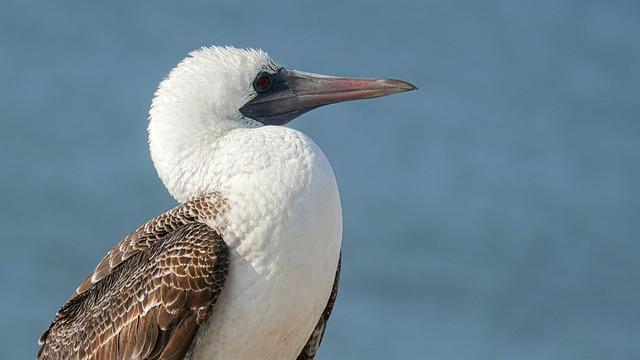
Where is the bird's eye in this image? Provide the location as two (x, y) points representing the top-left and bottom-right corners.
(253, 73), (272, 92)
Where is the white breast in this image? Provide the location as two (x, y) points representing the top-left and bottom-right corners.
(190, 126), (342, 360)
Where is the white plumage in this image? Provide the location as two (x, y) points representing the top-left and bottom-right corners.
(39, 45), (414, 360)
(149, 47), (342, 358)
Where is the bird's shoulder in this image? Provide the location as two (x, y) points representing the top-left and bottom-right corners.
(37, 192), (230, 360)
(74, 192), (229, 296)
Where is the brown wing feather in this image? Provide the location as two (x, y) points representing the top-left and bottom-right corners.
(297, 254), (341, 360)
(75, 192), (228, 296)
(38, 222), (229, 360)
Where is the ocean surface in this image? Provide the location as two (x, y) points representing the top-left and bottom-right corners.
(1, 1), (639, 358)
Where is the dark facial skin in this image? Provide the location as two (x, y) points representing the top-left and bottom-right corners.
(240, 68), (416, 126)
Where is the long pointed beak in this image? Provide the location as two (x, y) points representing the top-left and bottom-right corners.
(239, 68), (416, 125)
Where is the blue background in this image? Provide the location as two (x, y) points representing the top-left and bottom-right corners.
(1, 1), (639, 359)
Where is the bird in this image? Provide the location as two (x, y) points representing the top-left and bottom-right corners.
(37, 46), (415, 360)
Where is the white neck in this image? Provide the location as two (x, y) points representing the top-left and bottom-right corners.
(147, 119), (243, 203)
(147, 47), (272, 202)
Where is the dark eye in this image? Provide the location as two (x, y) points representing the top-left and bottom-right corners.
(253, 72), (272, 92)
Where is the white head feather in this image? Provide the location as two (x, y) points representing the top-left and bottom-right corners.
(147, 45), (415, 202)
(148, 46), (279, 201)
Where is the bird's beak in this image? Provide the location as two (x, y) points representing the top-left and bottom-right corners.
(240, 68), (416, 125)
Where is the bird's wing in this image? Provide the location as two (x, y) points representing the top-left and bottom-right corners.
(74, 192), (228, 297)
(38, 194), (230, 360)
(38, 222), (228, 360)
(297, 254), (341, 360)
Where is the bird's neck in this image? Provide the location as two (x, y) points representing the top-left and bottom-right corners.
(147, 48), (268, 202)
(147, 89), (258, 202)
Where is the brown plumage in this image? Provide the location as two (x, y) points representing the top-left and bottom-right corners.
(74, 193), (229, 297)
(38, 192), (341, 360)
(38, 194), (229, 360)
(37, 222), (229, 360)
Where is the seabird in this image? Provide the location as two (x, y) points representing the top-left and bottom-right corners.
(38, 46), (415, 360)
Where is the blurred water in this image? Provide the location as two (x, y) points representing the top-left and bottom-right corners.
(1, 0), (639, 359)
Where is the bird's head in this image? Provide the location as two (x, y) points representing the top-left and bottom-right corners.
(148, 46), (415, 200)
(237, 57), (416, 126)
(150, 46), (415, 132)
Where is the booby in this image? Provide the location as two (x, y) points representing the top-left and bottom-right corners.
(38, 46), (415, 360)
